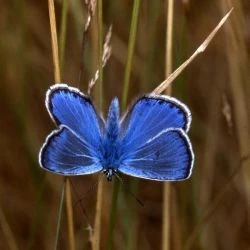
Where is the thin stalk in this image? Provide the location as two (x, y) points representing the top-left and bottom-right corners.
(54, 179), (66, 250)
(48, 0), (61, 83)
(79, 0), (96, 88)
(97, 0), (103, 107)
(107, 178), (120, 250)
(59, 0), (69, 74)
(107, 1), (141, 250)
(162, 2), (174, 250)
(152, 8), (233, 95)
(126, 180), (139, 250)
(48, 1), (75, 249)
(121, 0), (141, 108)
(92, 1), (104, 250)
(65, 178), (75, 250)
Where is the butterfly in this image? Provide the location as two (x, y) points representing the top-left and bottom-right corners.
(39, 84), (194, 181)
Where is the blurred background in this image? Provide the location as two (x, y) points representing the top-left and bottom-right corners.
(1, 0), (250, 249)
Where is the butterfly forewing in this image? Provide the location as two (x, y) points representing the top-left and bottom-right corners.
(120, 95), (191, 151)
(46, 84), (104, 148)
(40, 84), (104, 175)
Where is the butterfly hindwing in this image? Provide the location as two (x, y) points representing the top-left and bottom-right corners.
(120, 95), (191, 150)
(39, 125), (103, 175)
(46, 84), (104, 148)
(119, 128), (194, 181)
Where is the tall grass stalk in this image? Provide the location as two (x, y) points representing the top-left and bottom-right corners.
(59, 0), (69, 75)
(107, 1), (141, 250)
(162, 1), (174, 250)
(48, 0), (61, 83)
(92, 1), (104, 250)
(97, 0), (103, 108)
(125, 180), (139, 250)
(54, 180), (66, 250)
(153, 8), (233, 95)
(121, 0), (141, 108)
(48, 0), (75, 249)
(107, 178), (120, 250)
(65, 179), (75, 250)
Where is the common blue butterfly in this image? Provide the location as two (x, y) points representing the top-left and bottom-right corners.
(39, 84), (194, 181)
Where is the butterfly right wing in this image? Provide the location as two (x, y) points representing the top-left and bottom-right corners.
(118, 95), (193, 181)
(39, 125), (103, 175)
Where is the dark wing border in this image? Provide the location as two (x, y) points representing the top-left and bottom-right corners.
(120, 94), (192, 133)
(45, 83), (105, 128)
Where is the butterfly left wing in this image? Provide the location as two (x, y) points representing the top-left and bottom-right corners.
(39, 125), (103, 175)
(46, 84), (104, 148)
(119, 128), (194, 181)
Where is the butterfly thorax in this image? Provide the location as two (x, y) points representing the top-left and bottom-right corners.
(101, 98), (121, 181)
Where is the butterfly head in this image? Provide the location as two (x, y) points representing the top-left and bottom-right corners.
(103, 168), (117, 181)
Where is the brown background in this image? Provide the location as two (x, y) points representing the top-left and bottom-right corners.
(1, 0), (250, 249)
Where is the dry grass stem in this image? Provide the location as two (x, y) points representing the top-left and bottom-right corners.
(88, 26), (112, 94)
(91, 178), (104, 250)
(152, 8), (233, 95)
(162, 1), (174, 250)
(79, 0), (97, 86)
(65, 179), (75, 250)
(91, 1), (104, 249)
(84, 0), (97, 31)
(48, 1), (75, 249)
(48, 0), (61, 82)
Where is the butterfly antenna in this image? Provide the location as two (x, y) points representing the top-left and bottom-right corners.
(72, 174), (103, 210)
(69, 178), (92, 229)
(114, 173), (144, 207)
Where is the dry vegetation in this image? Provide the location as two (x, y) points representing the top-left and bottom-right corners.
(0, 0), (250, 250)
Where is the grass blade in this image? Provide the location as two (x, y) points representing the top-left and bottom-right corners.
(48, 1), (75, 249)
(152, 8), (233, 95)
(54, 179), (66, 250)
(162, 1), (174, 250)
(121, 0), (141, 108)
(59, 0), (69, 74)
(107, 1), (141, 250)
(92, 0), (104, 249)
(48, 0), (61, 83)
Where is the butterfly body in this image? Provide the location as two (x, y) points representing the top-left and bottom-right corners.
(100, 98), (122, 181)
(39, 84), (194, 181)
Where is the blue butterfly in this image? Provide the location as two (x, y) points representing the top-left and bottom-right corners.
(39, 84), (194, 181)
